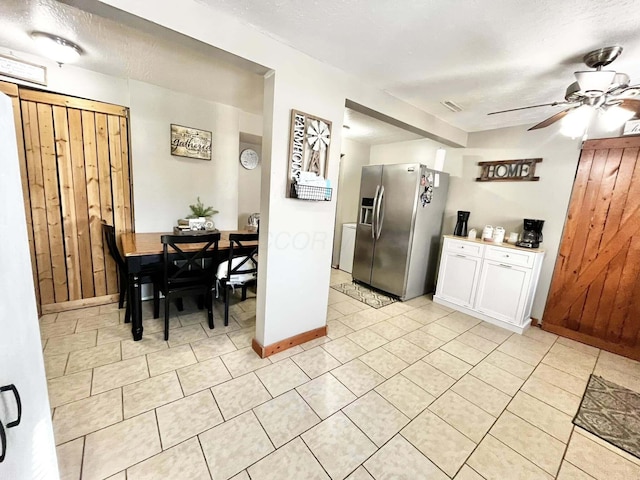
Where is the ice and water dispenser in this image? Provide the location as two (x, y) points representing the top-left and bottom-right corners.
(360, 197), (375, 226)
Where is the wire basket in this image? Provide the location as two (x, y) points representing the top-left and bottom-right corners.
(290, 183), (332, 201)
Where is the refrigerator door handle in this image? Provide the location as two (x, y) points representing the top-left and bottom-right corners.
(371, 185), (380, 239)
(376, 185), (385, 239)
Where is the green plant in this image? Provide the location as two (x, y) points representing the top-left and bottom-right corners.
(187, 197), (218, 218)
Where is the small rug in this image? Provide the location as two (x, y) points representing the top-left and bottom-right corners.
(573, 374), (640, 459)
(331, 282), (397, 309)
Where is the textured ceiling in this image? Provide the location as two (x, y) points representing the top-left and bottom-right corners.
(200, 0), (640, 132)
(0, 0), (265, 114)
(343, 107), (423, 145)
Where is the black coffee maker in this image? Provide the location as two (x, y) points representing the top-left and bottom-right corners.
(453, 211), (470, 237)
(516, 219), (544, 248)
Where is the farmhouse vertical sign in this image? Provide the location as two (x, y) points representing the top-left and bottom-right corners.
(476, 158), (542, 182)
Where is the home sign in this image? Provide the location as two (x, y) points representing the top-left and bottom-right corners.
(476, 158), (542, 182)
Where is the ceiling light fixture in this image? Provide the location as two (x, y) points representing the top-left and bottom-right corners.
(441, 100), (463, 113)
(560, 105), (595, 138)
(30, 31), (83, 65)
(601, 104), (635, 131)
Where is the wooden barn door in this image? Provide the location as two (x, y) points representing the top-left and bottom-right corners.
(18, 87), (133, 313)
(543, 136), (640, 360)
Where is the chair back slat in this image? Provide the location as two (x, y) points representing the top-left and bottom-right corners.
(228, 233), (259, 277)
(161, 233), (221, 288)
(102, 222), (125, 269)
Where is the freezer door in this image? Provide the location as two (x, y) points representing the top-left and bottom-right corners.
(370, 164), (420, 296)
(352, 165), (383, 285)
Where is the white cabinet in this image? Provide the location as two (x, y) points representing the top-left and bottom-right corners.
(339, 223), (357, 273)
(434, 236), (545, 333)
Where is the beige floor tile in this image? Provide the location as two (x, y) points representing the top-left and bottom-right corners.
(177, 356), (232, 395)
(167, 324), (207, 347)
(454, 465), (485, 480)
(211, 372), (271, 420)
(360, 347), (408, 378)
(578, 426), (640, 467)
(382, 337), (428, 363)
(48, 370), (92, 408)
(441, 340), (487, 365)
(593, 362), (640, 394)
(469, 322), (513, 344)
(221, 346), (273, 377)
(147, 344), (197, 376)
(507, 391), (574, 443)
(491, 411), (565, 476)
(451, 374), (511, 417)
(75, 312), (120, 333)
(44, 353), (68, 379)
(421, 323), (460, 342)
(344, 391), (409, 447)
(157, 390), (223, 448)
(121, 332), (168, 359)
(404, 306), (450, 325)
(204, 317), (242, 337)
(378, 302), (414, 317)
(434, 312), (480, 334)
(429, 390), (496, 442)
(190, 334), (237, 361)
(92, 356), (149, 394)
(364, 434), (448, 480)
(297, 373), (356, 419)
(227, 328), (254, 349)
(248, 437), (329, 480)
(230, 471), (250, 480)
(565, 430), (640, 480)
(402, 360), (456, 397)
(467, 435), (552, 480)
(401, 410), (476, 477)
(97, 324), (135, 345)
(57, 305), (101, 321)
(456, 331), (499, 354)
(326, 319), (355, 339)
(333, 299), (368, 315)
(53, 388), (123, 445)
(386, 314), (423, 332)
(44, 330), (97, 356)
(403, 295), (432, 309)
(597, 350), (640, 378)
(123, 371), (183, 418)
(375, 374), (435, 418)
(322, 337), (367, 363)
(267, 345), (303, 363)
(56, 438), (84, 480)
(497, 334), (549, 366)
(254, 390), (320, 447)
(303, 411), (377, 480)
(332, 358), (385, 396)
(424, 349), (472, 380)
(82, 411), (161, 480)
(369, 320), (407, 341)
(254, 357), (310, 397)
(347, 328), (388, 351)
(402, 330), (445, 352)
(301, 336), (332, 350)
(521, 376), (582, 416)
(199, 411), (275, 480)
(342, 310), (386, 331)
(326, 306), (343, 321)
(291, 346), (341, 378)
(532, 363), (588, 396)
(66, 342), (121, 374)
(556, 461), (596, 480)
(522, 326), (558, 348)
(541, 343), (596, 379)
(40, 319), (78, 341)
(39, 312), (58, 324)
(556, 336), (599, 356)
(346, 466), (374, 480)
(483, 350), (535, 380)
(127, 437), (211, 480)
(470, 361), (524, 395)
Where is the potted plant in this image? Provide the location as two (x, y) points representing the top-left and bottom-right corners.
(178, 197), (218, 230)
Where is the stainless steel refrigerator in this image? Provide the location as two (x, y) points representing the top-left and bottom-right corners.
(352, 163), (449, 300)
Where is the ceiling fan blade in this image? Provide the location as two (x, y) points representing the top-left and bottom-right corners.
(488, 102), (568, 115)
(527, 107), (576, 131)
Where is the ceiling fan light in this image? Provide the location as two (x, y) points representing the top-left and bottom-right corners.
(601, 105), (635, 131)
(574, 70), (616, 95)
(31, 31), (82, 64)
(560, 105), (594, 138)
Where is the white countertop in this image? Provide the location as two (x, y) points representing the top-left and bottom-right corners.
(443, 234), (544, 253)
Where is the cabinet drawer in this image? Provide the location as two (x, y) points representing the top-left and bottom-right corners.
(485, 246), (535, 268)
(444, 238), (484, 257)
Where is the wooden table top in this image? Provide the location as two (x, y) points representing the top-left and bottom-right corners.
(121, 230), (257, 257)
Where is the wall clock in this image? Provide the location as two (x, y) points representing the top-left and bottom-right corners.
(240, 148), (259, 170)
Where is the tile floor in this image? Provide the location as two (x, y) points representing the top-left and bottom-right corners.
(43, 268), (640, 479)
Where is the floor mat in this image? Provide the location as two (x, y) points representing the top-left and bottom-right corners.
(331, 282), (397, 309)
(573, 374), (640, 459)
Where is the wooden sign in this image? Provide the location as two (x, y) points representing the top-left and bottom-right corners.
(286, 109), (332, 197)
(170, 124), (212, 160)
(623, 119), (640, 136)
(476, 158), (542, 182)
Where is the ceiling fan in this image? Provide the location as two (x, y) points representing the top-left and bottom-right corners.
(488, 46), (640, 134)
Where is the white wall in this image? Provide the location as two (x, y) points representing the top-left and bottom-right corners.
(238, 140), (262, 227)
(445, 126), (582, 319)
(332, 138), (371, 266)
(369, 137), (462, 177)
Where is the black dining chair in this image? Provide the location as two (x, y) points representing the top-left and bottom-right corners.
(216, 233), (259, 326)
(153, 233), (221, 340)
(102, 223), (162, 323)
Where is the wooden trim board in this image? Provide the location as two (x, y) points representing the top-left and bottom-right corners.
(18, 88), (128, 117)
(252, 326), (327, 358)
(40, 294), (120, 314)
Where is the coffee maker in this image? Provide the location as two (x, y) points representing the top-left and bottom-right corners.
(516, 219), (544, 248)
(453, 211), (470, 237)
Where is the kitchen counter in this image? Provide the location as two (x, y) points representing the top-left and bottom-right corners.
(442, 235), (544, 253)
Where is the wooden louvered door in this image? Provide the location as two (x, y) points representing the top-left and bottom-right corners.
(543, 136), (640, 360)
(18, 87), (133, 313)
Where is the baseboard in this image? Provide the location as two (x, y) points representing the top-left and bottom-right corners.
(41, 294), (120, 314)
(252, 326), (327, 358)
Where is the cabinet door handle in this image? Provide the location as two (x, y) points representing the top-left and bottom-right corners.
(456, 254), (467, 258)
(0, 384), (22, 428)
(498, 263), (513, 268)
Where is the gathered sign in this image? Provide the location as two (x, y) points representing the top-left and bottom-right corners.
(171, 124), (212, 160)
(476, 158), (542, 182)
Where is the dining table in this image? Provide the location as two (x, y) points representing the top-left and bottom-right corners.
(121, 230), (258, 340)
